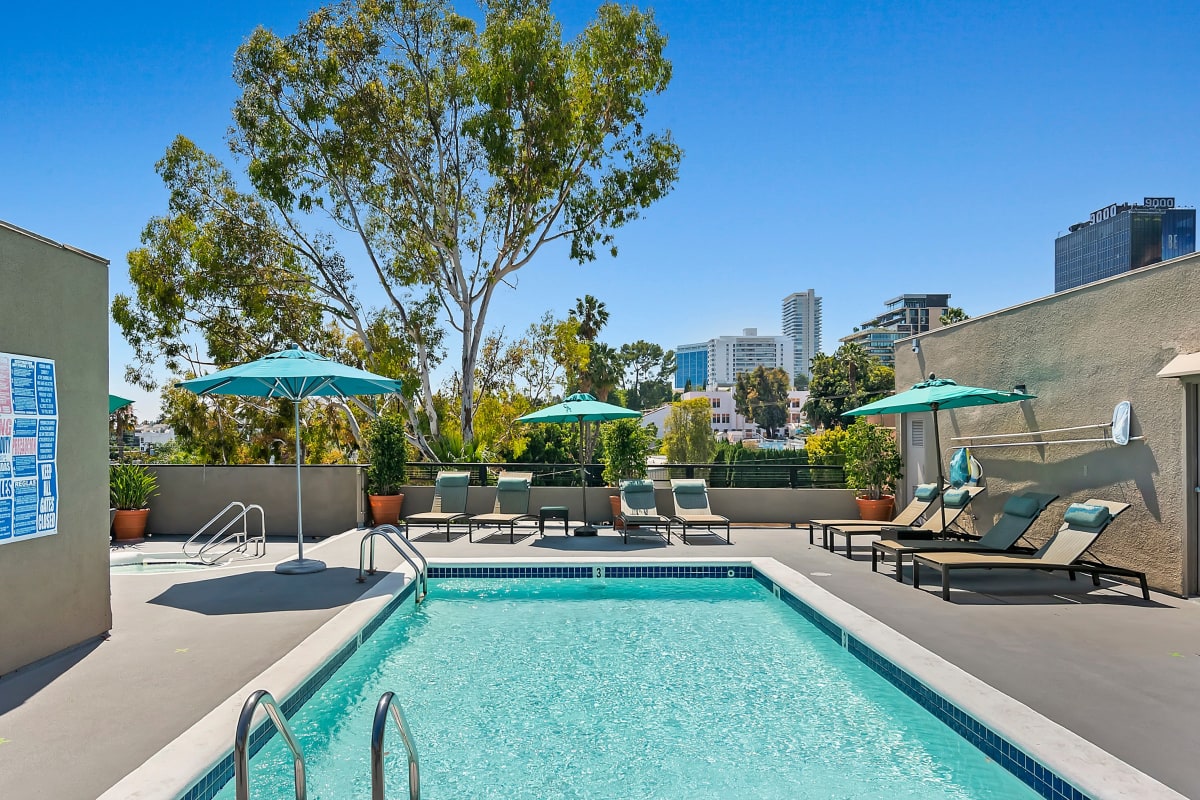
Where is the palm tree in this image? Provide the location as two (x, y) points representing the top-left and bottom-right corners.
(571, 295), (609, 342)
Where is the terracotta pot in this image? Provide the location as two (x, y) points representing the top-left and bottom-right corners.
(112, 509), (150, 542)
(368, 494), (405, 526)
(855, 496), (895, 521)
(609, 494), (623, 529)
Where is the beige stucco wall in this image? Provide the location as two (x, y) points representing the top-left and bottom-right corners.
(895, 251), (1200, 595)
(0, 222), (110, 675)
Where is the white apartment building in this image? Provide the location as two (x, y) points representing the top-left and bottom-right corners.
(674, 328), (793, 389)
(642, 389), (811, 441)
(782, 290), (822, 379)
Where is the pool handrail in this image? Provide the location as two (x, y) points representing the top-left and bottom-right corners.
(372, 691), (421, 800)
(358, 524), (428, 602)
(234, 689), (307, 800)
(184, 501), (267, 564)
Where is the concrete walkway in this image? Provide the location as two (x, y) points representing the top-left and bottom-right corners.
(1, 524), (1197, 799)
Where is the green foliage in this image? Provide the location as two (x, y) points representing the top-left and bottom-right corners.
(110, 464), (159, 510)
(804, 427), (848, 464)
(619, 340), (675, 410)
(571, 295), (610, 342)
(428, 431), (495, 463)
(662, 397), (715, 463)
(843, 419), (902, 501)
(793, 372), (810, 390)
(733, 366), (790, 438)
(939, 307), (970, 325)
(364, 415), (408, 495)
(803, 343), (895, 430)
(509, 423), (577, 464)
(599, 418), (654, 484)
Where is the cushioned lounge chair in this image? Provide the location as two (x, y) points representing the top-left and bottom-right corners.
(825, 485), (986, 558)
(871, 492), (1058, 581)
(806, 482), (941, 545)
(617, 479), (670, 545)
(911, 500), (1147, 601)
(468, 472), (535, 543)
(668, 479), (731, 544)
(407, 470), (472, 540)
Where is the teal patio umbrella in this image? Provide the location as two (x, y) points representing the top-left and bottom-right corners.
(176, 345), (405, 574)
(843, 375), (1033, 529)
(109, 394), (134, 414)
(517, 393), (640, 535)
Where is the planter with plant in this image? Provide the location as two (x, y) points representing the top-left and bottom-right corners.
(843, 418), (902, 520)
(599, 418), (654, 528)
(364, 414), (408, 526)
(110, 463), (159, 541)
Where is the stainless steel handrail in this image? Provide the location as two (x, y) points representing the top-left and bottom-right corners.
(371, 691), (420, 800)
(199, 503), (266, 565)
(234, 689), (307, 800)
(358, 524), (428, 602)
(183, 501), (247, 557)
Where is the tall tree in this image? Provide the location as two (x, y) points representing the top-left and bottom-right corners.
(571, 295), (610, 342)
(618, 340), (675, 409)
(662, 397), (715, 463)
(733, 366), (790, 438)
(802, 343), (894, 429)
(939, 307), (970, 325)
(115, 0), (681, 455)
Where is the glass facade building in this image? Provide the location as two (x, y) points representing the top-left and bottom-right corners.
(1055, 205), (1196, 292)
(674, 344), (708, 390)
(840, 294), (950, 367)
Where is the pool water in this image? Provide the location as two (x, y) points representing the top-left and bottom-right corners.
(218, 579), (1041, 799)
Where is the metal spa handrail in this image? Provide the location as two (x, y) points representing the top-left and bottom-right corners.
(234, 689), (307, 800)
(358, 524), (429, 602)
(371, 691), (421, 800)
(183, 501), (266, 565)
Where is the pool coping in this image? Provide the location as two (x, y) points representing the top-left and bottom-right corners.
(98, 556), (1184, 800)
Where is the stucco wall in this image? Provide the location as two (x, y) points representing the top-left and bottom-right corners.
(146, 465), (364, 536)
(0, 223), (110, 675)
(895, 251), (1200, 595)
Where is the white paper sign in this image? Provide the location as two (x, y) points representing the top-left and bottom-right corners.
(0, 352), (58, 543)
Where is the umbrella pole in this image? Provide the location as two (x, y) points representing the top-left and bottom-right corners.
(275, 399), (326, 574)
(933, 404), (947, 531)
(576, 416), (597, 536)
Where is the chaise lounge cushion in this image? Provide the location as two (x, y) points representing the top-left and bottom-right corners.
(1001, 494), (1042, 519)
(1063, 503), (1110, 528)
(941, 487), (971, 508)
(913, 483), (940, 501)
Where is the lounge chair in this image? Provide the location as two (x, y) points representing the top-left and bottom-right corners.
(825, 485), (986, 558)
(668, 479), (731, 544)
(911, 500), (1147, 601)
(468, 472), (535, 543)
(617, 479), (671, 545)
(406, 470), (472, 540)
(871, 492), (1058, 581)
(806, 482), (942, 545)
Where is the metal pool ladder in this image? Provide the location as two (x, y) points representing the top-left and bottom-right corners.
(373, 691), (421, 800)
(183, 501), (266, 565)
(234, 689), (307, 800)
(358, 524), (428, 602)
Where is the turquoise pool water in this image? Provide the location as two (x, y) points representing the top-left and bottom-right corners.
(217, 579), (1041, 799)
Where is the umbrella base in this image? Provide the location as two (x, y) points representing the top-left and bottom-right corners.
(573, 525), (599, 537)
(275, 558), (327, 575)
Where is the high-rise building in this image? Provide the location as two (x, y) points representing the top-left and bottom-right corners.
(1054, 197), (1196, 292)
(674, 329), (793, 389)
(782, 290), (822, 379)
(840, 294), (951, 367)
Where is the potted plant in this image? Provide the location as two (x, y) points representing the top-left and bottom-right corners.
(110, 463), (158, 541)
(364, 414), (408, 526)
(843, 418), (902, 520)
(599, 418), (654, 527)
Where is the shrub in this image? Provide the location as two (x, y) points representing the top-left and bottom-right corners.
(599, 418), (654, 485)
(110, 464), (158, 510)
(364, 415), (408, 495)
(843, 419), (901, 501)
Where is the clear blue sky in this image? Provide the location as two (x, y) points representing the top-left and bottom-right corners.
(3, 1), (1198, 416)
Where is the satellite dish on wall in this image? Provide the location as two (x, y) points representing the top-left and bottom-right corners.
(1111, 401), (1131, 446)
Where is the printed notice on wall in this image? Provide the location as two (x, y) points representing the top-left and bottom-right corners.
(0, 352), (58, 544)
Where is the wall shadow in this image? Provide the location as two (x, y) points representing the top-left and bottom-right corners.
(148, 568), (367, 615)
(0, 637), (105, 716)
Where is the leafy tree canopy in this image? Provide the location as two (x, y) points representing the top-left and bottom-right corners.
(802, 343), (894, 430)
(662, 396), (715, 463)
(733, 366), (790, 439)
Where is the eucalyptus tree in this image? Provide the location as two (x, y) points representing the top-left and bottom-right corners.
(115, 0), (680, 456)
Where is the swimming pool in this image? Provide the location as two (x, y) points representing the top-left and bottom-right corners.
(219, 576), (1037, 799)
(105, 559), (1177, 800)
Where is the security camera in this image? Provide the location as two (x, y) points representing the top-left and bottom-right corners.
(911, 340), (920, 353)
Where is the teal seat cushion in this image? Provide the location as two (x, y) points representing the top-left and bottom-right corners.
(621, 479), (654, 495)
(1064, 503), (1110, 528)
(942, 488), (971, 508)
(913, 483), (940, 501)
(1002, 494), (1042, 519)
(438, 472), (470, 487)
(496, 476), (529, 492)
(673, 480), (707, 494)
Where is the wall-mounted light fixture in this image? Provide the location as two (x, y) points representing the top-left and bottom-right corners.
(1013, 384), (1028, 395)
(911, 339), (920, 354)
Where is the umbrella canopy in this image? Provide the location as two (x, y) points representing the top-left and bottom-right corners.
(843, 376), (1033, 528)
(109, 395), (134, 414)
(176, 345), (405, 574)
(517, 393), (640, 535)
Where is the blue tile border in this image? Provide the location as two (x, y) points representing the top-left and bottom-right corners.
(178, 563), (1089, 800)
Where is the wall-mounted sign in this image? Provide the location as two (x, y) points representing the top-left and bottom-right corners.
(1143, 197), (1176, 209)
(0, 352), (58, 544)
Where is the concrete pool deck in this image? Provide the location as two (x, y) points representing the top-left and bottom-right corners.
(0, 525), (1197, 799)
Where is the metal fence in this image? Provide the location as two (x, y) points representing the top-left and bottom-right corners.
(406, 461), (845, 490)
